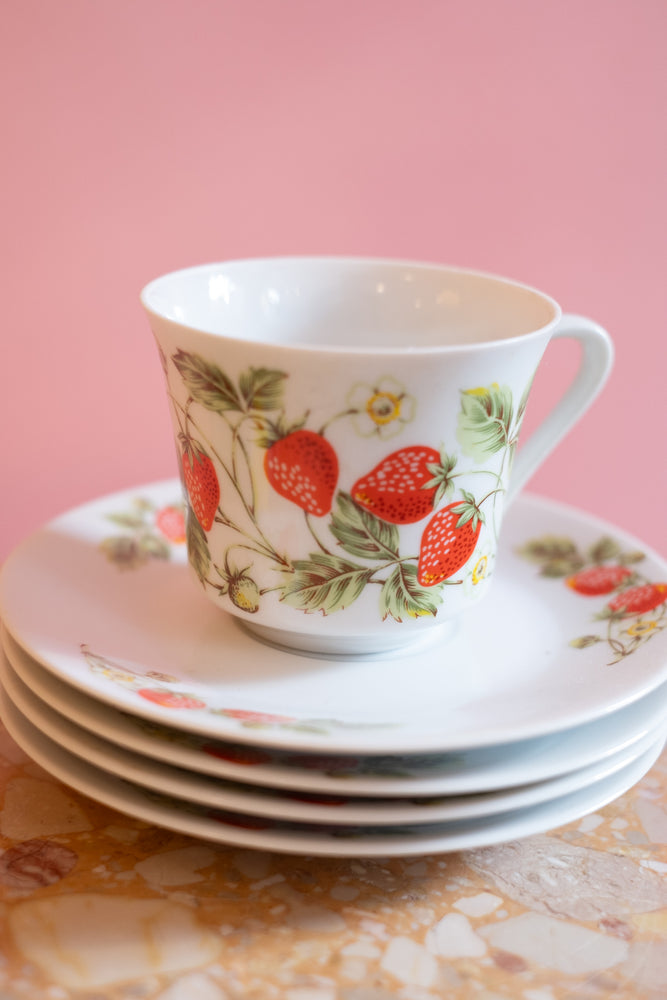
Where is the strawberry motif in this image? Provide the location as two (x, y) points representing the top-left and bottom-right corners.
(155, 506), (186, 543)
(607, 583), (667, 616)
(220, 708), (294, 724)
(137, 689), (207, 709)
(264, 429), (338, 516)
(180, 438), (220, 531)
(566, 565), (633, 596)
(209, 810), (271, 830)
(351, 446), (455, 524)
(229, 574), (261, 614)
(417, 494), (483, 586)
(284, 792), (348, 806)
(217, 553), (262, 614)
(202, 743), (273, 765)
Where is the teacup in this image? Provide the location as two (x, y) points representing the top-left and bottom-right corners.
(141, 257), (613, 655)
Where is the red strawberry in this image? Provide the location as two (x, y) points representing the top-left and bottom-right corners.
(209, 810), (271, 830)
(137, 689), (206, 709)
(351, 446), (447, 524)
(264, 429), (338, 516)
(566, 565), (633, 596)
(202, 744), (273, 765)
(284, 792), (348, 806)
(417, 495), (483, 586)
(155, 505), (186, 543)
(220, 708), (293, 724)
(607, 583), (667, 616)
(180, 440), (220, 531)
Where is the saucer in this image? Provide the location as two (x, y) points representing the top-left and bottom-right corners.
(1, 678), (663, 857)
(1, 479), (666, 753)
(2, 644), (664, 827)
(5, 625), (667, 797)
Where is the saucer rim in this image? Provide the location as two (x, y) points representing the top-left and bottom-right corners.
(1, 480), (666, 755)
(0, 675), (664, 857)
(5, 623), (667, 797)
(3, 642), (664, 826)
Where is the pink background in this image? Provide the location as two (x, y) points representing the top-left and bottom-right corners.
(2, 0), (666, 562)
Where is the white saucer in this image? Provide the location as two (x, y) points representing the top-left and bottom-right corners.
(1, 479), (666, 754)
(5, 625), (667, 797)
(4, 646), (663, 827)
(1, 679), (664, 858)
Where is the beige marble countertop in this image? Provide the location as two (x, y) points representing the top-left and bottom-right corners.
(1, 720), (666, 1000)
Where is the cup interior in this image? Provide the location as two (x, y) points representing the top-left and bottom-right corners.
(141, 258), (558, 351)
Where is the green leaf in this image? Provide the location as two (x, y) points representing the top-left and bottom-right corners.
(507, 438), (518, 474)
(424, 449), (457, 507)
(516, 370), (536, 425)
(186, 506), (211, 585)
(99, 536), (148, 570)
(285, 723), (331, 735)
(380, 563), (442, 622)
(456, 383), (514, 462)
(239, 367), (287, 411)
(516, 536), (581, 565)
(280, 555), (374, 614)
(570, 635), (601, 649)
(131, 497), (156, 513)
(138, 534), (171, 560)
(539, 557), (585, 577)
(104, 512), (147, 530)
(618, 550), (646, 565)
(587, 537), (621, 563)
(172, 349), (242, 413)
(254, 412), (308, 449)
(451, 490), (483, 531)
(329, 492), (399, 560)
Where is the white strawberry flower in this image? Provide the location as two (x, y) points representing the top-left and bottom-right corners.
(346, 376), (416, 439)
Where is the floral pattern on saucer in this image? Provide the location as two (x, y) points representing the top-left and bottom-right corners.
(2, 676), (665, 856)
(99, 497), (186, 569)
(75, 494), (667, 742)
(518, 535), (667, 663)
(81, 644), (396, 737)
(127, 713), (465, 780)
(4, 480), (667, 754)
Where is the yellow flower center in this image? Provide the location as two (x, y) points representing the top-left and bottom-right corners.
(625, 620), (657, 637)
(472, 555), (488, 585)
(366, 391), (401, 426)
(465, 383), (499, 397)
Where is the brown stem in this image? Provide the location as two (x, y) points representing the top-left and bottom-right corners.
(317, 408), (358, 436)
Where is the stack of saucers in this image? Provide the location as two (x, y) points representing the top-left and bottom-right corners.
(1, 479), (666, 857)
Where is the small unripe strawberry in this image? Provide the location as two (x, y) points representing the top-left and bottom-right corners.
(229, 574), (261, 613)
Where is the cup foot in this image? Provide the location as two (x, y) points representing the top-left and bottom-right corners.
(236, 620), (457, 659)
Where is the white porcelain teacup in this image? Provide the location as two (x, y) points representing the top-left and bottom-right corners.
(141, 257), (613, 655)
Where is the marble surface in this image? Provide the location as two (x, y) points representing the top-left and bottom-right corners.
(1, 720), (666, 999)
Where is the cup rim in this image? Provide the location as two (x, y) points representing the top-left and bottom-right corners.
(140, 255), (562, 356)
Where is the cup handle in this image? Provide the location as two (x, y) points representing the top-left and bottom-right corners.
(506, 313), (614, 504)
